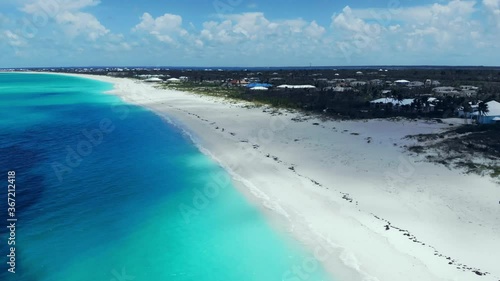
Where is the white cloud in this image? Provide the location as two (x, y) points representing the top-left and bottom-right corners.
(348, 0), (476, 24)
(20, 0), (109, 41)
(56, 11), (109, 41)
(3, 0), (500, 66)
(483, 0), (500, 28)
(330, 1), (484, 60)
(21, 0), (100, 15)
(3, 30), (27, 47)
(332, 6), (380, 33)
(199, 12), (327, 45)
(132, 13), (188, 44)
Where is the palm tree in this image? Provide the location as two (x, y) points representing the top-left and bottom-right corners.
(477, 102), (489, 124)
(460, 102), (473, 124)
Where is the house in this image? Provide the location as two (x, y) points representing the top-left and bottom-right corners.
(250, 86), (269, 91)
(144, 77), (163, 83)
(432, 86), (459, 95)
(370, 98), (414, 108)
(314, 78), (329, 82)
(246, 83), (272, 89)
(474, 100), (500, 124)
(408, 81), (424, 87)
(166, 78), (181, 83)
(350, 81), (367, 87)
(277, 84), (316, 89)
(329, 86), (351, 92)
(394, 79), (410, 86)
(460, 90), (477, 97)
(460, 85), (479, 91)
(457, 102), (480, 118)
(229, 79), (250, 86)
(107, 72), (127, 77)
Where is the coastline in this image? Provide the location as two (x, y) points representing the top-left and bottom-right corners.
(31, 72), (500, 280)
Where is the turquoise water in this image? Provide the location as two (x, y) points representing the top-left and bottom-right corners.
(0, 73), (333, 281)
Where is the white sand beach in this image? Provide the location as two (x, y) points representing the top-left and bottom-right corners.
(64, 73), (500, 281)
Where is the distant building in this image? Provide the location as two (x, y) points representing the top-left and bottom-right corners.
(474, 101), (500, 124)
(329, 86), (351, 92)
(394, 79), (410, 86)
(460, 90), (477, 97)
(460, 85), (479, 91)
(370, 79), (383, 85)
(408, 81), (424, 87)
(107, 72), (126, 77)
(277, 84), (316, 89)
(433, 86), (459, 95)
(229, 79), (249, 86)
(350, 81), (367, 87)
(249, 86), (269, 91)
(144, 77), (163, 83)
(370, 98), (414, 108)
(166, 78), (181, 83)
(246, 83), (272, 89)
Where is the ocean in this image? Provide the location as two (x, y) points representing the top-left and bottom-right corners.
(0, 73), (333, 281)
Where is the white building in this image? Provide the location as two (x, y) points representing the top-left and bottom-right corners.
(144, 77), (163, 83)
(394, 79), (410, 86)
(166, 78), (181, 83)
(277, 84), (316, 89)
(433, 86), (459, 95)
(408, 81), (425, 87)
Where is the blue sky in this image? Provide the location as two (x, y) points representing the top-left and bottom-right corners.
(0, 0), (499, 67)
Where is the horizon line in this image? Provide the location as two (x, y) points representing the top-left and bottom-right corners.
(2, 64), (500, 70)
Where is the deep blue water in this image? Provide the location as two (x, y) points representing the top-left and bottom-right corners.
(0, 73), (333, 281)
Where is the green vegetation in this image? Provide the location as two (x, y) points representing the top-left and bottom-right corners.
(407, 124), (500, 179)
(159, 82), (245, 100)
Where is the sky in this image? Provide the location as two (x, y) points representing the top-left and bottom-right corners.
(0, 0), (499, 67)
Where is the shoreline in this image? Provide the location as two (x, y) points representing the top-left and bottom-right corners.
(23, 72), (500, 280)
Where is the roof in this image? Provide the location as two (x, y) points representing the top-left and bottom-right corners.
(395, 80), (410, 83)
(471, 101), (500, 116)
(250, 86), (269, 91)
(486, 100), (500, 116)
(370, 98), (414, 106)
(246, 83), (272, 88)
(433, 86), (455, 91)
(144, 77), (163, 82)
(277, 84), (316, 89)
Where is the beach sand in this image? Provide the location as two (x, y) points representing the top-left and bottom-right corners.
(59, 73), (500, 281)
